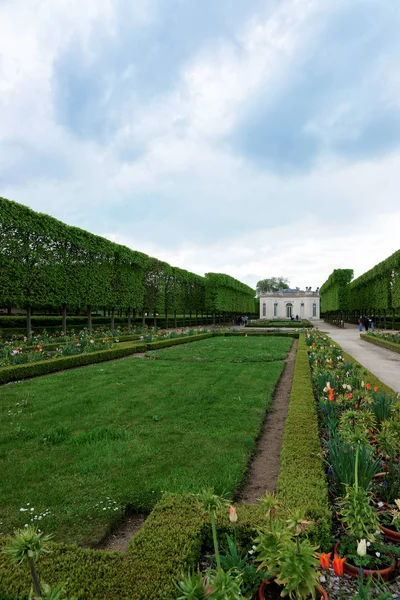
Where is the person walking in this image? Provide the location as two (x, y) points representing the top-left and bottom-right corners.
(363, 316), (369, 332)
(358, 316), (363, 332)
(370, 317), (375, 331)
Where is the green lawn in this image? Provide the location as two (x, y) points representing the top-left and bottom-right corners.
(0, 337), (291, 545)
(146, 335), (293, 362)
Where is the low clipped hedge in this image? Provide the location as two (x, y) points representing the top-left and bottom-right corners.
(360, 333), (400, 355)
(0, 494), (266, 600)
(0, 342), (145, 385)
(0, 334), (215, 385)
(277, 335), (331, 549)
(145, 332), (213, 351)
(246, 320), (313, 328)
(214, 331), (299, 338)
(0, 333), (331, 598)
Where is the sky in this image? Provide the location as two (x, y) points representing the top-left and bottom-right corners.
(1, 0), (400, 291)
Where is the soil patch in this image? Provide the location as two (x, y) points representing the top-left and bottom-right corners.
(237, 339), (298, 503)
(97, 513), (147, 552)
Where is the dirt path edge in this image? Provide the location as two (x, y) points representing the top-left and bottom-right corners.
(237, 339), (298, 503)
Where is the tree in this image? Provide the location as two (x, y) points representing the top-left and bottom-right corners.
(256, 277), (290, 296)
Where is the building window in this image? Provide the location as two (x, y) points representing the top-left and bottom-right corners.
(274, 303), (278, 318)
(313, 302), (317, 317)
(262, 303), (266, 317)
(286, 303), (293, 318)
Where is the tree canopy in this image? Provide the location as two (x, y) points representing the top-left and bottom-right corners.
(256, 277), (290, 296)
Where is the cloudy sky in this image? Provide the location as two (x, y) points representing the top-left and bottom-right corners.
(1, 0), (399, 290)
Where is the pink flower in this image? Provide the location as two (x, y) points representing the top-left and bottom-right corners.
(229, 506), (238, 523)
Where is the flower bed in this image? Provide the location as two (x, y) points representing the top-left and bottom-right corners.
(361, 332), (400, 355)
(306, 330), (400, 586)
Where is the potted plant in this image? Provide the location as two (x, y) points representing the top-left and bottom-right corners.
(376, 499), (400, 543)
(177, 489), (264, 600)
(336, 477), (396, 579)
(253, 493), (328, 599)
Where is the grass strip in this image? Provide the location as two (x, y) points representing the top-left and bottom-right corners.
(277, 334), (331, 549)
(146, 335), (293, 362)
(0, 352), (285, 544)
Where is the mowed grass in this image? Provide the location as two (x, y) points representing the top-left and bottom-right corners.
(0, 337), (290, 545)
(146, 335), (293, 362)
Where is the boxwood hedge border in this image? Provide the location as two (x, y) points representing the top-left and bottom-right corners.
(360, 333), (400, 355)
(0, 331), (298, 385)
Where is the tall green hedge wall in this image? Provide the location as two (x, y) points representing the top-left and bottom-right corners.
(0, 197), (255, 320)
(319, 269), (354, 312)
(320, 250), (400, 313)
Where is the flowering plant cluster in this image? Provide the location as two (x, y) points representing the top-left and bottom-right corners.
(306, 330), (400, 573)
(177, 491), (322, 600)
(0, 330), (113, 367)
(367, 330), (400, 346)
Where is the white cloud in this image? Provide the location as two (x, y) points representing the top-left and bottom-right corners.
(1, 0), (399, 293)
(105, 207), (400, 290)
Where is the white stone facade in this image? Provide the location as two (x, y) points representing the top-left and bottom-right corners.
(259, 289), (320, 321)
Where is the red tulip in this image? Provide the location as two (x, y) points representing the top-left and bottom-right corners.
(317, 552), (331, 570)
(332, 553), (346, 576)
(366, 383), (371, 391)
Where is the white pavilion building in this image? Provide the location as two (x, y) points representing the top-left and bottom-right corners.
(259, 287), (320, 321)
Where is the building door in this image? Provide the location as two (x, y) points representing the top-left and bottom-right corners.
(300, 303), (304, 319)
(286, 303), (293, 319)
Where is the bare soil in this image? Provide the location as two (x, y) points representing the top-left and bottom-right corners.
(237, 339), (298, 503)
(97, 513), (147, 552)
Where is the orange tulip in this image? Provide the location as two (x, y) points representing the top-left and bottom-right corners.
(366, 383), (371, 391)
(374, 386), (379, 393)
(317, 552), (331, 570)
(355, 403), (359, 409)
(328, 388), (335, 402)
(332, 553), (346, 576)
(345, 393), (353, 399)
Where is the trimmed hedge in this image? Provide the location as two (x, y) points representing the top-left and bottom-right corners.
(145, 332), (213, 351)
(360, 333), (400, 355)
(0, 342), (145, 385)
(277, 335), (331, 549)
(0, 331), (300, 386)
(0, 333), (330, 598)
(0, 494), (266, 600)
(214, 331), (299, 339)
(246, 320), (313, 329)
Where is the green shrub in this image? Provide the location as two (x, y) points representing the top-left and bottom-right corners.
(145, 332), (213, 350)
(246, 320), (313, 329)
(213, 331), (299, 339)
(0, 343), (145, 385)
(277, 335), (331, 549)
(360, 333), (400, 355)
